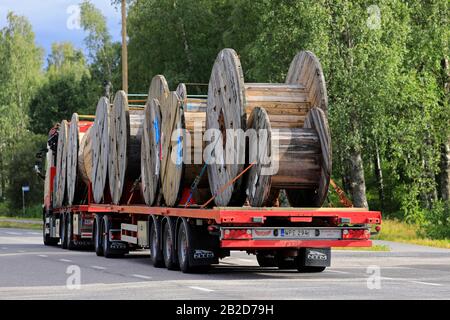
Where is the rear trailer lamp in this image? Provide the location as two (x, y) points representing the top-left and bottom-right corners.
(342, 229), (370, 240)
(222, 229), (252, 240)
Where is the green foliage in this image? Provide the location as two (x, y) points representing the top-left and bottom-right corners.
(80, 0), (122, 92)
(419, 201), (450, 239)
(5, 132), (47, 209)
(127, 0), (232, 91)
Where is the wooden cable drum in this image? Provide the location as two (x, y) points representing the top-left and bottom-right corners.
(140, 75), (170, 205)
(66, 113), (93, 205)
(176, 83), (211, 205)
(109, 90), (144, 204)
(78, 126), (93, 186)
(91, 97), (111, 203)
(206, 48), (329, 206)
(246, 107), (331, 207)
(54, 120), (69, 207)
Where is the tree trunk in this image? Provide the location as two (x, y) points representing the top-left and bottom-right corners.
(349, 147), (368, 208)
(374, 142), (385, 209)
(440, 139), (450, 201)
(438, 58), (449, 202)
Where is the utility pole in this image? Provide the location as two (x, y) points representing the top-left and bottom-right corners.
(121, 0), (128, 93)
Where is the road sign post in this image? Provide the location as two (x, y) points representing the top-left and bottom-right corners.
(22, 185), (30, 216)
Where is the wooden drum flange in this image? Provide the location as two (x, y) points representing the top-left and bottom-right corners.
(247, 107), (331, 207)
(91, 97), (110, 203)
(109, 90), (144, 204)
(54, 120), (69, 207)
(67, 113), (93, 205)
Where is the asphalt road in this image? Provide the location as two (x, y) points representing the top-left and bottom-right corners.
(0, 227), (449, 300)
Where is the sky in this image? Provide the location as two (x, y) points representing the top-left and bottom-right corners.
(0, 0), (122, 60)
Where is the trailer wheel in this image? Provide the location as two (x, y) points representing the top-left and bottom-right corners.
(94, 214), (104, 256)
(162, 221), (178, 270)
(297, 266), (326, 273)
(276, 256), (297, 270)
(102, 215), (125, 258)
(256, 253), (277, 268)
(60, 213), (68, 249)
(149, 219), (164, 267)
(177, 219), (193, 273)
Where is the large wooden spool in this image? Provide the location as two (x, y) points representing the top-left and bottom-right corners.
(108, 90), (144, 204)
(66, 113), (93, 205)
(176, 83), (211, 205)
(53, 120), (69, 207)
(206, 48), (329, 206)
(91, 97), (110, 203)
(140, 75), (170, 205)
(78, 126), (93, 186)
(246, 107), (331, 207)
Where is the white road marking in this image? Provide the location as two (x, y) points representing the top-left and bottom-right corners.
(132, 274), (152, 280)
(91, 266), (106, 270)
(38, 255), (48, 258)
(188, 286), (215, 292)
(1, 247), (7, 250)
(326, 269), (349, 274)
(18, 250), (26, 253)
(409, 280), (442, 287)
(5, 232), (21, 235)
(59, 259), (73, 263)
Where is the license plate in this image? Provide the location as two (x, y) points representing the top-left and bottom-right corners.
(252, 228), (342, 240)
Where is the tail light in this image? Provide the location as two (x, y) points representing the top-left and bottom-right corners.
(222, 229), (252, 240)
(342, 229), (370, 240)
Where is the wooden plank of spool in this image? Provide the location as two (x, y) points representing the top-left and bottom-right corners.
(285, 107), (331, 207)
(67, 113), (93, 205)
(109, 90), (144, 204)
(141, 98), (162, 205)
(91, 97), (110, 204)
(246, 107), (323, 207)
(78, 126), (93, 186)
(207, 48), (329, 206)
(54, 120), (69, 207)
(176, 83), (211, 205)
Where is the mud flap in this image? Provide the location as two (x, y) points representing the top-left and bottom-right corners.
(185, 223), (220, 267)
(301, 248), (331, 267)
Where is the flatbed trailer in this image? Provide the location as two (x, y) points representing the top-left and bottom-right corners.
(43, 202), (381, 273)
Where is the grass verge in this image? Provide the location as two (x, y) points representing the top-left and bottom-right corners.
(373, 219), (450, 249)
(335, 244), (390, 251)
(0, 216), (42, 230)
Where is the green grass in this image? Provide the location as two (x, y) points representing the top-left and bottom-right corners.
(335, 244), (390, 251)
(374, 219), (450, 249)
(0, 216), (42, 230)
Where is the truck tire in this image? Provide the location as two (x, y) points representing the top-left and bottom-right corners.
(102, 215), (123, 258)
(256, 253), (277, 268)
(297, 266), (326, 273)
(162, 220), (178, 270)
(60, 213), (68, 249)
(149, 218), (164, 267)
(177, 219), (194, 273)
(94, 214), (104, 256)
(276, 256), (297, 270)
